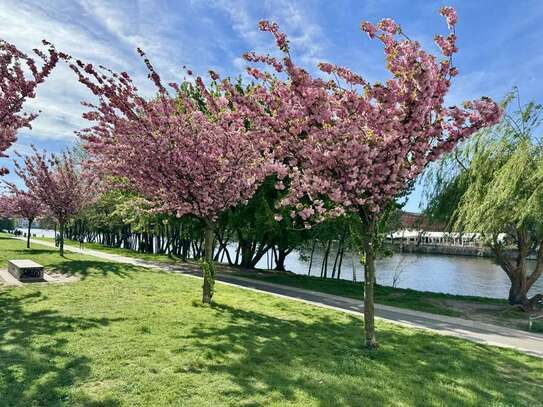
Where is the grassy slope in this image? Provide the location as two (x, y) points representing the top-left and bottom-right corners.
(1, 235), (542, 406)
(234, 272), (505, 315)
(32, 234), (506, 317)
(28, 234), (543, 331)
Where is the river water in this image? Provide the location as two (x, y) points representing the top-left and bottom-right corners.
(254, 249), (543, 300)
(24, 228), (543, 300)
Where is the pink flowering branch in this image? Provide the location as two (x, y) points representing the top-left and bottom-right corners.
(241, 7), (501, 225)
(0, 40), (63, 175)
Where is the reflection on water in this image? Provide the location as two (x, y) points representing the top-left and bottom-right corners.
(24, 228), (543, 300)
(255, 249), (543, 300)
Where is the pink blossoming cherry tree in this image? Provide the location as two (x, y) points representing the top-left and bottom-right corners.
(8, 148), (96, 256)
(0, 40), (61, 175)
(239, 6), (502, 348)
(70, 56), (269, 303)
(0, 189), (45, 248)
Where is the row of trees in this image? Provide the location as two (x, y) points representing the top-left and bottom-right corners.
(1, 149), (95, 255)
(1, 7), (502, 347)
(59, 187), (371, 279)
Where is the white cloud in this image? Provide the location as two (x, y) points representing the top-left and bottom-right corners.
(199, 0), (329, 72)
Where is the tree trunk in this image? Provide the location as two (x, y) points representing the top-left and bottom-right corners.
(308, 240), (316, 276)
(59, 221), (65, 257)
(321, 240), (331, 278)
(508, 270), (529, 306)
(274, 246), (291, 271)
(201, 220), (215, 304)
(26, 218), (33, 249)
(239, 238), (255, 268)
(337, 247), (345, 280)
(249, 243), (271, 268)
(360, 215), (378, 349)
(331, 239), (343, 279)
(492, 231), (538, 309)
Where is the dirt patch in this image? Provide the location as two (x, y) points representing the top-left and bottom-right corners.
(428, 298), (535, 330)
(0, 268), (79, 287)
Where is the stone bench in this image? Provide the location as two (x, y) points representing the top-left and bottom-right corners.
(8, 260), (44, 281)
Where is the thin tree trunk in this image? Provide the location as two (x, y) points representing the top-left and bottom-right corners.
(202, 220), (215, 304)
(59, 221), (65, 257)
(249, 243), (271, 268)
(360, 214), (378, 349)
(274, 246), (291, 271)
(308, 240), (316, 276)
(337, 247), (345, 279)
(26, 218), (33, 249)
(321, 239), (331, 278)
(331, 242), (342, 279)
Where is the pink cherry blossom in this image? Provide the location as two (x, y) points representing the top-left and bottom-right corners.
(236, 7), (501, 228)
(435, 34), (458, 57)
(69, 50), (273, 302)
(377, 18), (400, 34)
(5, 147), (97, 255)
(0, 40), (62, 175)
(0, 189), (45, 247)
(440, 6), (458, 29)
(360, 21), (378, 39)
(0, 190), (44, 221)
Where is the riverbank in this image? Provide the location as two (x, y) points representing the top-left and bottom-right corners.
(25, 234), (543, 332)
(19, 231), (543, 298)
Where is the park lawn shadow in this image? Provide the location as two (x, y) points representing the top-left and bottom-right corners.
(0, 289), (124, 406)
(10, 248), (60, 256)
(179, 301), (543, 406)
(50, 259), (140, 280)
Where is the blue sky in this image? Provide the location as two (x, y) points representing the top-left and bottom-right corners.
(1, 0), (542, 211)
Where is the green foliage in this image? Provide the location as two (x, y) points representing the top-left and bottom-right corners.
(0, 218), (14, 231)
(224, 177), (281, 245)
(424, 93), (543, 240)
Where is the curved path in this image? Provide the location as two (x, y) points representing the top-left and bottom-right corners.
(21, 237), (543, 358)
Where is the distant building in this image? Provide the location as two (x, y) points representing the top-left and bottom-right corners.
(389, 211), (509, 256)
(398, 211), (444, 232)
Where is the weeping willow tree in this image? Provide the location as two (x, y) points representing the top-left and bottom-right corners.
(424, 92), (543, 309)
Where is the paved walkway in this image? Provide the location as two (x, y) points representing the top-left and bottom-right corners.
(20, 237), (543, 358)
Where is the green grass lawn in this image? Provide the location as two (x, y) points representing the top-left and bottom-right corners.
(1, 235), (543, 405)
(32, 235), (179, 265)
(29, 234), (507, 317)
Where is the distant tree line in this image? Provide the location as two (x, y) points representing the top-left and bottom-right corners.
(61, 182), (401, 279)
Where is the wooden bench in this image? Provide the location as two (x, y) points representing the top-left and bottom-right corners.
(7, 260), (44, 281)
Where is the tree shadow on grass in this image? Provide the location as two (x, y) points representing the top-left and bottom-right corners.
(181, 302), (542, 406)
(0, 290), (124, 406)
(10, 248), (60, 256)
(51, 259), (140, 280)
